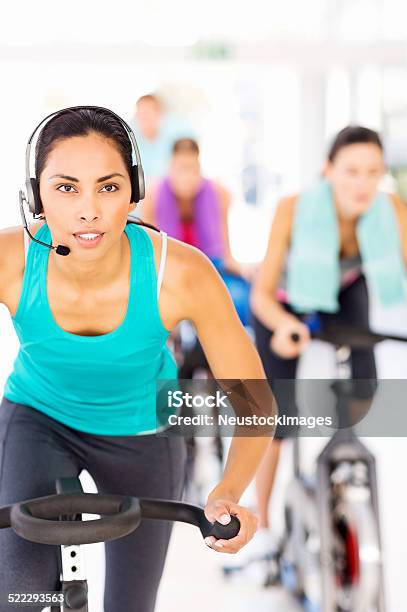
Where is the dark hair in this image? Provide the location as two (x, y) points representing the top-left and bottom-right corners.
(35, 107), (159, 231)
(172, 138), (200, 156)
(327, 125), (383, 162)
(35, 107), (134, 179)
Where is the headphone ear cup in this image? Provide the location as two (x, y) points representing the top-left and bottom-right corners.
(131, 165), (142, 203)
(26, 178), (42, 216)
(25, 179), (35, 214)
(137, 165), (145, 201)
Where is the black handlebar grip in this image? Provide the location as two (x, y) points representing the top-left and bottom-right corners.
(139, 498), (240, 540)
(291, 332), (300, 343)
(10, 493), (141, 545)
(208, 515), (240, 540)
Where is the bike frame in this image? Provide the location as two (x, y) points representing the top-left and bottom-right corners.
(51, 476), (89, 612)
(281, 329), (389, 612)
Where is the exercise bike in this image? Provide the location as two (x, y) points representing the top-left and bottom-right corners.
(0, 475), (240, 611)
(275, 318), (407, 612)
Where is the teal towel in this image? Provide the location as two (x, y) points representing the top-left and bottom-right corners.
(287, 180), (406, 313)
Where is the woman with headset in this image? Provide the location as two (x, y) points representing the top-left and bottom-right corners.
(0, 107), (274, 612)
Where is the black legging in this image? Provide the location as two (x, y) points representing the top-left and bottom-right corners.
(252, 275), (377, 438)
(0, 397), (187, 612)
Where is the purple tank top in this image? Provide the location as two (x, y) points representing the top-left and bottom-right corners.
(155, 177), (224, 259)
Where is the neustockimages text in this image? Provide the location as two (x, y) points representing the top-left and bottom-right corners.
(166, 391), (333, 429)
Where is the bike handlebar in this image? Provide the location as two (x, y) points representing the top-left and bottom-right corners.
(0, 493), (240, 546)
(8, 493), (140, 545)
(290, 320), (407, 349)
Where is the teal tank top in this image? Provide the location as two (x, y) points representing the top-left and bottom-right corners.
(3, 222), (178, 435)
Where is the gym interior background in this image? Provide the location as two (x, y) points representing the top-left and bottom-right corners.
(1, 1), (407, 610)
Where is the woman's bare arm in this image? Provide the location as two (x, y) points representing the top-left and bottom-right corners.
(176, 248), (276, 502)
(390, 193), (407, 268)
(0, 227), (22, 306)
(213, 182), (237, 269)
(250, 196), (297, 330)
(0, 222), (45, 308)
(0, 232), (10, 305)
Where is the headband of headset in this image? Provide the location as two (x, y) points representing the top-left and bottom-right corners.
(24, 105), (145, 217)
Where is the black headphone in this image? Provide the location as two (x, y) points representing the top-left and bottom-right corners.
(24, 104), (145, 217)
(19, 105), (145, 256)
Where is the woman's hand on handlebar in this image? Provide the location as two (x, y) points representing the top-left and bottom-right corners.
(270, 315), (310, 359)
(203, 497), (258, 554)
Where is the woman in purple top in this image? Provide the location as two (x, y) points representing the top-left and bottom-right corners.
(142, 138), (253, 325)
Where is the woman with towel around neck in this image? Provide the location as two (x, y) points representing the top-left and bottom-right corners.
(249, 125), (407, 561)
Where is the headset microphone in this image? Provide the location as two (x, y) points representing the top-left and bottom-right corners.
(19, 191), (71, 256)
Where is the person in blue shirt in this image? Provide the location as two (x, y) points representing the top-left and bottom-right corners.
(129, 93), (196, 182)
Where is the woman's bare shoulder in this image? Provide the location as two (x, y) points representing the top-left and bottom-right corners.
(0, 220), (46, 248)
(141, 224), (213, 328)
(388, 191), (406, 213)
(143, 225), (213, 296)
(0, 221), (46, 282)
(268, 193), (299, 243)
(212, 180), (231, 201)
(276, 193), (298, 217)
